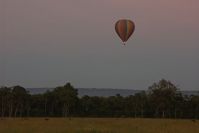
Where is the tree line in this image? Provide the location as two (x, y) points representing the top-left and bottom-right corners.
(0, 79), (198, 119)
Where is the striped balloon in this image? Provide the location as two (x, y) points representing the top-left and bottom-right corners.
(115, 19), (135, 45)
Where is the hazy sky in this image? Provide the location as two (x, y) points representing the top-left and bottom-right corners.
(1, 0), (199, 90)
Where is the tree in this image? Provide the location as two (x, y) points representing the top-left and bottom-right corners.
(0, 86), (11, 118)
(148, 79), (180, 118)
(189, 95), (199, 119)
(12, 86), (29, 117)
(53, 83), (78, 117)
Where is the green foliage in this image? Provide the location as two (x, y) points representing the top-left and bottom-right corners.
(148, 79), (180, 118)
(0, 80), (198, 119)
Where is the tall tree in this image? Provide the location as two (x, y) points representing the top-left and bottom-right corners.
(148, 79), (179, 118)
(12, 86), (29, 117)
(0, 87), (11, 118)
(53, 83), (78, 117)
(189, 95), (199, 119)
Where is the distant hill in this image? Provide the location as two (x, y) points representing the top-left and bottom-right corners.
(77, 88), (141, 97)
(26, 88), (198, 97)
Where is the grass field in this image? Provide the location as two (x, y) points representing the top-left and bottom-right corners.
(0, 118), (198, 133)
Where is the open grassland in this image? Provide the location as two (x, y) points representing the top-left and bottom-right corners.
(0, 118), (198, 133)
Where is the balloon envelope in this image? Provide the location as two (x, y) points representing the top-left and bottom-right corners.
(115, 19), (135, 44)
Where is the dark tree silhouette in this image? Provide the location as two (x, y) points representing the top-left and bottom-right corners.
(0, 80), (198, 119)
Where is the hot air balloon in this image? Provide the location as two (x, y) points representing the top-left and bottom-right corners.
(115, 19), (135, 45)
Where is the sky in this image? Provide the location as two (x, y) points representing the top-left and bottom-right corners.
(0, 0), (199, 90)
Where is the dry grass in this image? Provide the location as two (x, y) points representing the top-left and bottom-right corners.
(0, 118), (198, 133)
